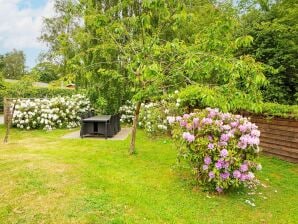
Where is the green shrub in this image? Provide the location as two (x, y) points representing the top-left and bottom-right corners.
(0, 82), (74, 112)
(178, 85), (298, 119)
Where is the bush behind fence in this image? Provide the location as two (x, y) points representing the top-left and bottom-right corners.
(0, 86), (74, 112)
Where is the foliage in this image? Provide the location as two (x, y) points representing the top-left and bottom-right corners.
(178, 84), (262, 113)
(120, 92), (184, 135)
(0, 72), (4, 89)
(30, 62), (60, 83)
(138, 102), (168, 135)
(0, 49), (26, 79)
(0, 80), (74, 112)
(119, 100), (135, 124)
(169, 108), (262, 193)
(39, 0), (81, 76)
(249, 102), (298, 119)
(238, 0), (298, 104)
(85, 70), (126, 115)
(12, 94), (90, 130)
(41, 0), (269, 153)
(138, 92), (184, 135)
(178, 84), (298, 119)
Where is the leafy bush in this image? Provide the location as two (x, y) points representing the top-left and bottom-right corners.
(119, 100), (135, 124)
(251, 102), (298, 119)
(138, 102), (168, 135)
(178, 84), (298, 119)
(119, 91), (184, 135)
(169, 108), (262, 193)
(12, 94), (90, 130)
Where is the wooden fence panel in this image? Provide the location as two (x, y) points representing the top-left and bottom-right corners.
(250, 116), (298, 163)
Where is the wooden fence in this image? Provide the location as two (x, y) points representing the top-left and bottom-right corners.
(250, 116), (298, 163)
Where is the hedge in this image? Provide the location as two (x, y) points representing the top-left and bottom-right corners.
(0, 83), (74, 112)
(178, 85), (298, 119)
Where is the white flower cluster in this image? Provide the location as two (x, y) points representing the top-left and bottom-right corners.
(12, 94), (91, 130)
(119, 100), (135, 124)
(139, 102), (168, 134)
(119, 90), (182, 135)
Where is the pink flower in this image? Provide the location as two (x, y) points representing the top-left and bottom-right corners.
(215, 160), (223, 169)
(209, 171), (215, 179)
(251, 129), (260, 137)
(238, 141), (247, 149)
(207, 108), (219, 118)
(182, 132), (195, 143)
(240, 174), (247, 181)
(220, 171), (230, 180)
(193, 118), (200, 128)
(239, 134), (260, 146)
(220, 149), (229, 158)
(222, 161), (230, 169)
(215, 120), (223, 126)
(230, 121), (239, 128)
(233, 170), (241, 179)
(220, 113), (231, 120)
(183, 114), (190, 119)
(180, 120), (187, 127)
(204, 156), (212, 165)
(208, 143), (214, 150)
(239, 124), (247, 132)
(216, 186), (223, 193)
(220, 134), (230, 142)
(202, 118), (212, 125)
(202, 165), (209, 170)
(240, 164), (248, 172)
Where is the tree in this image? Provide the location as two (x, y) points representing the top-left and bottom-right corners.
(1, 49), (26, 79)
(30, 62), (60, 83)
(237, 0), (298, 104)
(41, 0), (268, 154)
(39, 0), (82, 78)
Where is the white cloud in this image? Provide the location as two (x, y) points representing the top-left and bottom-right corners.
(0, 0), (55, 50)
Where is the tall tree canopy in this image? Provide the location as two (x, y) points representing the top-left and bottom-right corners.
(0, 49), (26, 79)
(41, 0), (268, 153)
(238, 0), (298, 104)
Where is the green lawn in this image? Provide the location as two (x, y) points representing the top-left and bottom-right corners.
(0, 125), (297, 224)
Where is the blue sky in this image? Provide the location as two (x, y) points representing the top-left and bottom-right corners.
(0, 0), (54, 69)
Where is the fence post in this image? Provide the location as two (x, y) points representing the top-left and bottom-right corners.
(3, 98), (12, 125)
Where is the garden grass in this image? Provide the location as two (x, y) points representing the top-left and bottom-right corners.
(0, 125), (297, 224)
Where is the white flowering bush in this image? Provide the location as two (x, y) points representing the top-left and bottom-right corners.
(119, 100), (135, 124)
(138, 91), (184, 135)
(12, 94), (91, 130)
(169, 108), (262, 193)
(119, 91), (184, 135)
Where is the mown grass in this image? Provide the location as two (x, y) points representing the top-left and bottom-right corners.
(0, 125), (297, 224)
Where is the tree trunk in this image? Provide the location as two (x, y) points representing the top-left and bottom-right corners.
(129, 101), (141, 155)
(3, 99), (17, 144)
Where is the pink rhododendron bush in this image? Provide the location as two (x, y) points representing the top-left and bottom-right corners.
(168, 108), (262, 193)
